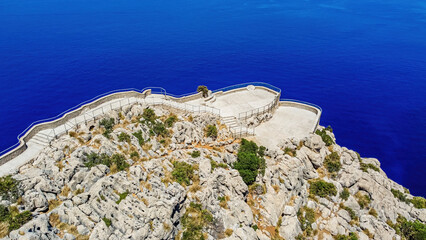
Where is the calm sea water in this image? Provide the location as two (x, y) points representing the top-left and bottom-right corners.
(0, 0), (425, 196)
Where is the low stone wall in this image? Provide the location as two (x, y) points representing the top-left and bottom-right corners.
(218, 85), (280, 97)
(166, 92), (203, 103)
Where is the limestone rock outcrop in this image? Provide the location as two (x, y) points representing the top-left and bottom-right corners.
(0, 105), (424, 240)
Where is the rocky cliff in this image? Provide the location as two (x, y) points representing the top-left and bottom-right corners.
(0, 104), (425, 240)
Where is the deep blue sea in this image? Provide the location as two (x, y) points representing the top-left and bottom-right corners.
(0, 0), (425, 196)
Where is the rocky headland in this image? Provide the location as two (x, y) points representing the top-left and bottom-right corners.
(0, 103), (425, 240)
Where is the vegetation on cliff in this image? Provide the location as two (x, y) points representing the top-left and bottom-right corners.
(233, 139), (266, 185)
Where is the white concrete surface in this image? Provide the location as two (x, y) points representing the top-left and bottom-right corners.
(251, 106), (318, 149)
(0, 142), (44, 176)
(187, 88), (276, 117)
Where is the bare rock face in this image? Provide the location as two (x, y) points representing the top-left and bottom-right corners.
(1, 105), (425, 240)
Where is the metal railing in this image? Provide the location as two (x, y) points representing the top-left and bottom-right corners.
(164, 82), (281, 99)
(280, 99), (322, 113)
(212, 82), (281, 95)
(41, 96), (221, 144)
(238, 94), (281, 121)
(229, 125), (255, 138)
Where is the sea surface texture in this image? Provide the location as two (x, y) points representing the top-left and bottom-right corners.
(0, 0), (425, 196)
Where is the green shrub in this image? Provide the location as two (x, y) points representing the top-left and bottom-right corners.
(197, 85), (209, 98)
(172, 161), (194, 186)
(102, 217), (112, 227)
(210, 160), (228, 172)
(130, 151), (139, 159)
(118, 132), (130, 142)
(340, 204), (358, 221)
(340, 188), (350, 201)
(164, 115), (178, 127)
(181, 202), (213, 240)
(391, 188), (426, 209)
(404, 187), (410, 194)
(190, 151), (200, 158)
(0, 175), (21, 202)
(83, 152), (110, 168)
(388, 215), (426, 240)
(233, 139), (266, 186)
(1, 206), (32, 233)
(315, 129), (334, 146)
(297, 206), (316, 236)
(325, 125), (333, 133)
(132, 130), (145, 147)
(334, 232), (358, 240)
(252, 224), (258, 231)
(324, 152), (341, 173)
(284, 147), (296, 157)
(258, 146), (266, 157)
(111, 154), (130, 171)
(217, 196), (225, 202)
(100, 118), (115, 138)
(152, 122), (168, 137)
(205, 125), (218, 138)
(116, 191), (129, 204)
(309, 180), (337, 198)
(0, 205), (10, 222)
(391, 189), (409, 204)
(83, 152), (129, 171)
(7, 211), (32, 231)
(359, 160), (379, 172)
(142, 108), (157, 123)
(411, 197), (426, 209)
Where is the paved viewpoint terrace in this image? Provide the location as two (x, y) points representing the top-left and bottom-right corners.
(0, 84), (321, 176)
(186, 88), (276, 117)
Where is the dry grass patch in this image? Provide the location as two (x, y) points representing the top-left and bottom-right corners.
(161, 170), (173, 187)
(163, 222), (171, 231)
(142, 144), (152, 152)
(48, 199), (62, 212)
(60, 185), (71, 197)
(272, 185), (280, 193)
(140, 181), (152, 191)
(55, 161), (65, 171)
(50, 213), (88, 239)
(363, 229), (374, 238)
(73, 188), (84, 196)
(288, 195), (297, 206)
(109, 164), (119, 174)
(0, 222), (9, 238)
(317, 167), (327, 178)
(218, 195), (230, 209)
(224, 228), (233, 237)
(189, 182), (201, 193)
